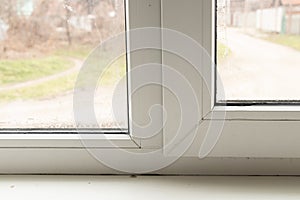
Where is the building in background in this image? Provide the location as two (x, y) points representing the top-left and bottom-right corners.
(282, 0), (300, 34)
(17, 0), (34, 16)
(0, 19), (9, 40)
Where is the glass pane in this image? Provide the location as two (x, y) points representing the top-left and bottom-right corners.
(217, 0), (300, 102)
(0, 0), (127, 129)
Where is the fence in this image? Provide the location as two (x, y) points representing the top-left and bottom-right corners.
(231, 7), (300, 35)
(256, 7), (284, 33)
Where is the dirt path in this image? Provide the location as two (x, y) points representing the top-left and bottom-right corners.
(218, 28), (300, 101)
(0, 58), (82, 92)
(0, 85), (128, 129)
(0, 55), (128, 128)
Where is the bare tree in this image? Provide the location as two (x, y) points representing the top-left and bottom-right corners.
(0, 0), (125, 55)
(64, 0), (72, 46)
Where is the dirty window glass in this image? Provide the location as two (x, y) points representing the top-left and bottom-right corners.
(217, 0), (300, 103)
(0, 0), (127, 129)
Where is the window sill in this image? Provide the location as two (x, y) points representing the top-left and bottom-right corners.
(204, 105), (300, 120)
(0, 134), (140, 148)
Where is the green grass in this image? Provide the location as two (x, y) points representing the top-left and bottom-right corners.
(0, 43), (127, 102)
(99, 57), (126, 85)
(217, 42), (231, 63)
(55, 45), (94, 59)
(265, 34), (300, 51)
(0, 45), (93, 86)
(0, 56), (127, 102)
(0, 73), (78, 101)
(0, 56), (72, 85)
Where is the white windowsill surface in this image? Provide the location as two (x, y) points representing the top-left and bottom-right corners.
(1, 176), (300, 200)
(0, 134), (139, 148)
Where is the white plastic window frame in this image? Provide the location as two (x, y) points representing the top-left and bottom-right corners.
(0, 0), (163, 149)
(0, 0), (165, 174)
(202, 0), (300, 158)
(161, 0), (300, 160)
(1, 0), (300, 174)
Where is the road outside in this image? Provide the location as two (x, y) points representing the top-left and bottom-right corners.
(218, 28), (300, 101)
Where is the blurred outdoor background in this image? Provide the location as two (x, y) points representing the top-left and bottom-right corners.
(217, 0), (300, 101)
(0, 0), (127, 129)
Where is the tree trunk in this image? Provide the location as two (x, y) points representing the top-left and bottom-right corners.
(64, 0), (72, 46)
